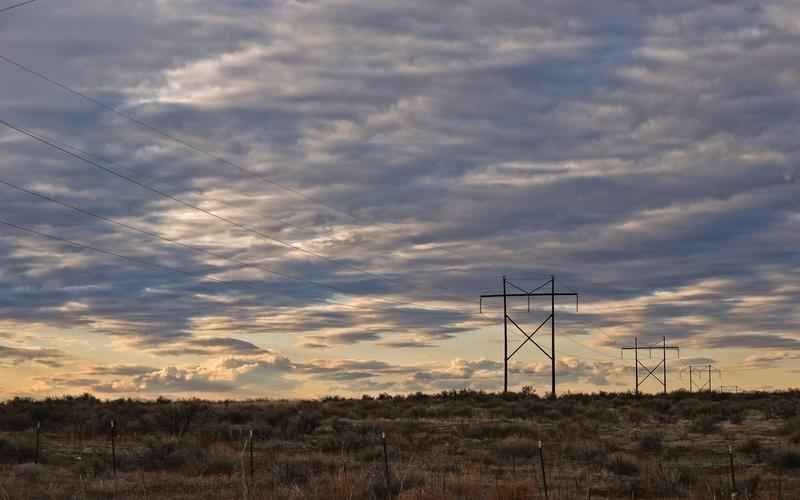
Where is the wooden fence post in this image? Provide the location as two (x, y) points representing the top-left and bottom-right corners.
(381, 431), (392, 496)
(249, 429), (254, 480)
(729, 444), (738, 497)
(110, 419), (116, 477)
(538, 440), (548, 500)
(34, 421), (41, 464)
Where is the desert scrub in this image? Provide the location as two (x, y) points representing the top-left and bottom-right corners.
(739, 437), (762, 456)
(608, 453), (640, 476)
(770, 446), (800, 470)
(0, 435), (36, 464)
(495, 437), (539, 460)
(638, 431), (664, 452)
(690, 414), (721, 433)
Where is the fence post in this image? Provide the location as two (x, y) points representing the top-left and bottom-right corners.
(381, 431), (392, 495)
(110, 419), (116, 477)
(538, 440), (549, 500)
(34, 421), (41, 464)
(249, 429), (254, 480)
(729, 444), (738, 497)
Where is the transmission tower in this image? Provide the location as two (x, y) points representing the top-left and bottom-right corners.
(480, 275), (578, 397)
(620, 337), (680, 395)
(686, 364), (720, 392)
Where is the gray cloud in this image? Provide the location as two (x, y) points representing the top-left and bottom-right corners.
(703, 335), (800, 350)
(0, 343), (66, 367)
(0, 0), (799, 396)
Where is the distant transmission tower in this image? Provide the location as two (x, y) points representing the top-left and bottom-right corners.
(620, 337), (680, 395)
(480, 275), (578, 397)
(686, 364), (720, 392)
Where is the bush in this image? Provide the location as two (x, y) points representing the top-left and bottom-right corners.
(739, 437), (762, 456)
(12, 463), (46, 481)
(729, 409), (745, 425)
(495, 437), (539, 459)
(0, 436), (36, 464)
(638, 431), (664, 452)
(690, 415), (720, 433)
(0, 413), (32, 431)
(771, 447), (800, 470)
(203, 445), (237, 476)
(675, 464), (699, 488)
(780, 416), (800, 436)
(608, 453), (639, 476)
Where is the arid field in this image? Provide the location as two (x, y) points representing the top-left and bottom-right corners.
(1, 391), (799, 499)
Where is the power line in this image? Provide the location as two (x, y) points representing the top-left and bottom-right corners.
(0, 53), (376, 230)
(0, 217), (256, 292)
(0, 117), (462, 313)
(561, 332), (621, 361)
(0, 176), (454, 314)
(0, 0), (38, 14)
(0, 216), (436, 332)
(0, 53), (536, 303)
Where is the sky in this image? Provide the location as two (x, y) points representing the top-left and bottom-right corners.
(0, 0), (798, 399)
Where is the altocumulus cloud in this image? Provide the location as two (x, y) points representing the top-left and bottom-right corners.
(0, 0), (799, 397)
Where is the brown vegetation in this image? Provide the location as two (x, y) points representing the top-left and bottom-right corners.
(0, 390), (799, 499)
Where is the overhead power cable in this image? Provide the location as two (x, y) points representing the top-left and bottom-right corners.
(0, 117), (462, 312)
(0, 215), (412, 320)
(0, 53), (520, 302)
(0, 177), (455, 314)
(0, 0), (38, 14)
(0, 217), (425, 344)
(561, 333), (621, 361)
(0, 53), (372, 229)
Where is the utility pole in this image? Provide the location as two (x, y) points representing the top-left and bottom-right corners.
(621, 337), (679, 394)
(634, 337), (639, 396)
(689, 365), (693, 393)
(503, 276), (508, 394)
(662, 336), (668, 394)
(480, 276), (578, 397)
(551, 276), (555, 398)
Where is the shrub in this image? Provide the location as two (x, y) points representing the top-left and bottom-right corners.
(495, 437), (539, 459)
(780, 416), (800, 436)
(12, 463), (46, 481)
(770, 447), (800, 470)
(675, 464), (699, 488)
(638, 431), (664, 452)
(608, 453), (639, 476)
(690, 415), (720, 433)
(739, 437), (762, 456)
(203, 445), (236, 477)
(288, 410), (322, 436)
(0, 436), (36, 464)
(628, 408), (646, 425)
(563, 440), (612, 462)
(0, 413), (32, 431)
(729, 409), (745, 424)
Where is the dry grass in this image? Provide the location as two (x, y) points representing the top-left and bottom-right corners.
(0, 390), (798, 499)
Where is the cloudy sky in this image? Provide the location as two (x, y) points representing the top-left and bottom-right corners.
(0, 0), (798, 399)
